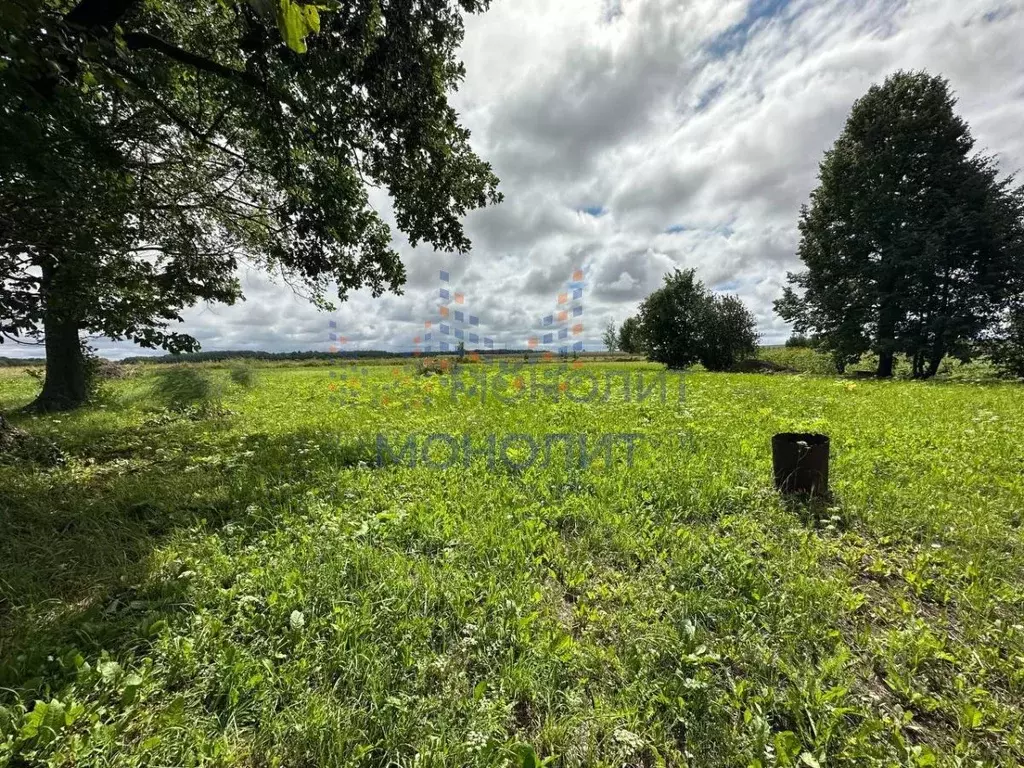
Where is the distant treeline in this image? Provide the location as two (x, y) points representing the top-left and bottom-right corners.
(3, 346), (771, 368)
(124, 349), (405, 364)
(2, 350), (515, 367)
(117, 349), (554, 364)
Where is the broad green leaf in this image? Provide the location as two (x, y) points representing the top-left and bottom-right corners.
(122, 673), (144, 706)
(276, 0), (321, 54)
(98, 660), (122, 682)
(517, 744), (539, 768)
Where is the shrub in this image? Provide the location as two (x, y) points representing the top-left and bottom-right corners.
(0, 415), (65, 466)
(0, 414), (26, 454)
(731, 358), (794, 374)
(758, 347), (838, 375)
(80, 346), (127, 403)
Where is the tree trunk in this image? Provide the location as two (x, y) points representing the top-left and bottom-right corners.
(30, 281), (88, 412)
(911, 350), (925, 379)
(877, 349), (894, 378)
(876, 294), (898, 378)
(923, 319), (947, 380)
(924, 343), (945, 380)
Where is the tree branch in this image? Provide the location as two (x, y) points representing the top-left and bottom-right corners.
(109, 63), (207, 137)
(65, 0), (140, 31)
(123, 32), (262, 88)
(122, 31), (301, 113)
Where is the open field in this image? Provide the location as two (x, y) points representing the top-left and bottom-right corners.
(2, 362), (1024, 766)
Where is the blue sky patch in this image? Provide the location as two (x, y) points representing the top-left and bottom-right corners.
(696, 83), (725, 111)
(983, 6), (1015, 23)
(580, 205), (607, 217)
(706, 0), (792, 58)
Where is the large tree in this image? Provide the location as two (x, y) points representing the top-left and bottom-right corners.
(775, 71), (1024, 378)
(1, 0), (501, 410)
(636, 268), (757, 370)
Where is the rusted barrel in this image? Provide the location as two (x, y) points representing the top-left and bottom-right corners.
(772, 433), (829, 496)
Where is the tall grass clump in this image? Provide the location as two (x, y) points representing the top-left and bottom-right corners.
(151, 366), (222, 411)
(228, 362), (258, 388)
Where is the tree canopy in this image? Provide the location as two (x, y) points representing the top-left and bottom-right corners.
(1, 0), (501, 409)
(636, 269), (758, 370)
(699, 294), (760, 372)
(616, 316), (643, 355)
(985, 308), (1024, 379)
(775, 71), (1024, 378)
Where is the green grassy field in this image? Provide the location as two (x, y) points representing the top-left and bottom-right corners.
(2, 361), (1023, 766)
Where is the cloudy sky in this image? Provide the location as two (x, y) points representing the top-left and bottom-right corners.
(12, 0), (1024, 359)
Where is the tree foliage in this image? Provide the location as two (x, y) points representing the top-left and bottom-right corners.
(637, 270), (706, 369)
(637, 269), (758, 370)
(602, 320), (618, 352)
(699, 294), (759, 371)
(985, 309), (1024, 379)
(617, 316), (643, 355)
(0, 0), (501, 409)
(775, 71), (1024, 378)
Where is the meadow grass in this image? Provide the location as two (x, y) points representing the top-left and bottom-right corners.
(1, 361), (1023, 766)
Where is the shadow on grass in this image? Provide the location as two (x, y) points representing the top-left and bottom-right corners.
(0, 412), (373, 693)
(778, 490), (855, 531)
